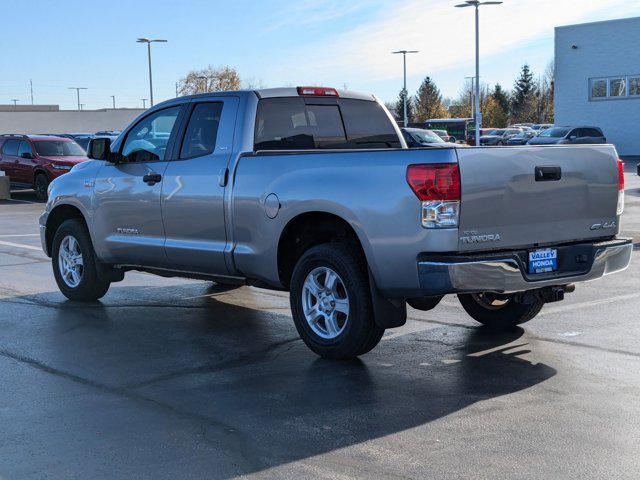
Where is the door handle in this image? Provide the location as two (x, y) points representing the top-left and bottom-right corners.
(143, 173), (162, 185)
(535, 165), (561, 181)
(218, 167), (229, 187)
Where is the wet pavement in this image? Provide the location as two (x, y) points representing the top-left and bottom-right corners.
(0, 175), (639, 479)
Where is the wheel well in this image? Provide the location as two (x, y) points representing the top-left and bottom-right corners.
(277, 212), (366, 289)
(33, 169), (48, 186)
(45, 205), (86, 256)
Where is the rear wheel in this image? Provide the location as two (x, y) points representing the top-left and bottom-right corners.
(34, 173), (49, 202)
(290, 243), (384, 359)
(457, 292), (544, 329)
(52, 219), (110, 301)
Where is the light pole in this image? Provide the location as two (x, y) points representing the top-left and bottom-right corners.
(111, 95), (116, 108)
(464, 76), (475, 118)
(136, 38), (167, 107)
(392, 50), (418, 127)
(68, 87), (87, 111)
(141, 98), (148, 109)
(455, 0), (502, 146)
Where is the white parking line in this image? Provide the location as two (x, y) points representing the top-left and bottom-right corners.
(0, 240), (42, 251)
(0, 234), (39, 238)
(1, 198), (39, 204)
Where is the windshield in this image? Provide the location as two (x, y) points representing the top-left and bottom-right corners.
(538, 127), (570, 138)
(487, 129), (505, 136)
(410, 130), (445, 144)
(34, 140), (86, 156)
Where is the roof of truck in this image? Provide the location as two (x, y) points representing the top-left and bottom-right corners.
(165, 88), (376, 104)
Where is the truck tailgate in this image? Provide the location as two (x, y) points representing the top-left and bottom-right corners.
(455, 145), (620, 252)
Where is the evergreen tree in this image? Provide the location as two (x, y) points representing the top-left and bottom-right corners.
(491, 83), (510, 116)
(511, 64), (537, 123)
(394, 89), (414, 124)
(413, 77), (448, 121)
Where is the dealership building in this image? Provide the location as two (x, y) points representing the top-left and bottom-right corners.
(555, 16), (640, 157)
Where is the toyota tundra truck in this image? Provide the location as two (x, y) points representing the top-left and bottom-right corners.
(39, 87), (632, 359)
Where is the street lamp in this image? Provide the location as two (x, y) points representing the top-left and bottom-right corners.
(136, 38), (167, 107)
(68, 87), (87, 111)
(392, 50), (419, 127)
(455, 0), (502, 146)
(111, 95), (116, 109)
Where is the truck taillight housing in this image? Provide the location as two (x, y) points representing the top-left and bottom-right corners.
(407, 163), (460, 229)
(617, 159), (625, 215)
(297, 86), (339, 97)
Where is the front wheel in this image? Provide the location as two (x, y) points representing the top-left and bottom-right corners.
(52, 219), (110, 301)
(457, 292), (544, 329)
(290, 243), (384, 359)
(34, 173), (49, 202)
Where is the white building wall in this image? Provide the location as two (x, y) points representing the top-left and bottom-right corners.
(0, 109), (146, 135)
(555, 17), (640, 156)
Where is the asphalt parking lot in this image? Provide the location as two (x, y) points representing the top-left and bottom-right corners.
(1, 166), (639, 480)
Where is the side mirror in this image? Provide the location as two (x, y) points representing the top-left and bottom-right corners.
(21, 152), (34, 159)
(87, 137), (113, 161)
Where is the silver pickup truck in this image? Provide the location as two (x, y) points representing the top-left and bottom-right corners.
(39, 87), (632, 359)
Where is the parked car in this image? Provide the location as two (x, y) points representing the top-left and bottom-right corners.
(531, 123), (554, 133)
(528, 126), (606, 145)
(465, 128), (492, 145)
(0, 134), (87, 201)
(402, 128), (448, 147)
(94, 130), (121, 139)
(39, 86), (631, 359)
(479, 128), (523, 145)
(506, 130), (537, 145)
(431, 129), (454, 143)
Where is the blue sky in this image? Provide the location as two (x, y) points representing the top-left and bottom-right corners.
(1, 0), (639, 110)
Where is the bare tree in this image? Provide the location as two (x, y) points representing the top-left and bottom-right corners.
(178, 65), (241, 95)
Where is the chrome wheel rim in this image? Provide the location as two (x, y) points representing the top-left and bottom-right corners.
(472, 293), (510, 310)
(58, 235), (84, 288)
(301, 266), (350, 340)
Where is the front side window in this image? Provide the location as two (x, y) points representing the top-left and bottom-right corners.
(590, 79), (607, 99)
(18, 141), (33, 157)
(609, 78), (626, 97)
(122, 106), (181, 162)
(629, 77), (640, 96)
(180, 102), (223, 159)
(34, 141), (85, 156)
(2, 139), (20, 156)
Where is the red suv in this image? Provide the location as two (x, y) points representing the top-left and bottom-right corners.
(0, 135), (88, 201)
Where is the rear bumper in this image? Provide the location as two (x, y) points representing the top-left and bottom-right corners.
(417, 238), (633, 295)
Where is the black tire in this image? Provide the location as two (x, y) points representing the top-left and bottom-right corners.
(52, 218), (110, 301)
(34, 173), (49, 202)
(407, 295), (444, 311)
(457, 292), (544, 329)
(290, 243), (384, 359)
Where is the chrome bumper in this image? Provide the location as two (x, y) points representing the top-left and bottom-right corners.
(39, 224), (49, 257)
(418, 239), (633, 295)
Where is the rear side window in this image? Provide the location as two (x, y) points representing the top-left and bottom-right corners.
(2, 139), (20, 156)
(180, 102), (223, 159)
(583, 128), (603, 137)
(254, 97), (400, 150)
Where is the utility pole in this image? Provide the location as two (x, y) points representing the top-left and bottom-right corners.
(68, 87), (87, 111)
(392, 50), (419, 127)
(455, 0), (503, 146)
(29, 79), (34, 105)
(80, 104), (85, 111)
(10, 99), (19, 109)
(137, 38), (167, 107)
(141, 98), (147, 109)
(111, 95), (116, 108)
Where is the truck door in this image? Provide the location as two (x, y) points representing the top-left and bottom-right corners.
(0, 139), (21, 183)
(16, 140), (36, 184)
(161, 97), (239, 275)
(92, 105), (185, 267)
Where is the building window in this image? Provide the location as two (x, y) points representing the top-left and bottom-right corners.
(589, 75), (640, 101)
(609, 78), (626, 97)
(590, 79), (607, 99)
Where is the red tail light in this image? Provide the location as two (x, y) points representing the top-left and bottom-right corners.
(297, 86), (339, 97)
(406, 163), (461, 201)
(617, 159), (625, 191)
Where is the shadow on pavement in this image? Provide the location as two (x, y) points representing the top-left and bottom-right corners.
(0, 283), (557, 478)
